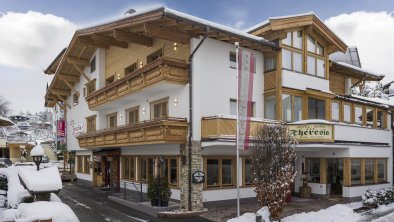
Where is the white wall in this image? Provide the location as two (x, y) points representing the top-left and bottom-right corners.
(203, 187), (255, 202)
(191, 37), (264, 141)
(334, 124), (392, 145)
(343, 183), (391, 198)
(282, 69), (330, 92)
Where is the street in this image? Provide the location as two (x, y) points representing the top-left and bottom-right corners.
(59, 180), (211, 222)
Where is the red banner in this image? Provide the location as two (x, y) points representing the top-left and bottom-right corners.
(57, 120), (66, 138)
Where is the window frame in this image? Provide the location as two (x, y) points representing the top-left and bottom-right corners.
(343, 102), (353, 123)
(138, 157), (154, 182)
(86, 79), (96, 97)
(281, 93), (303, 122)
(90, 56), (96, 73)
(243, 157), (253, 186)
(86, 115), (97, 133)
(354, 105), (364, 126)
(331, 100), (341, 122)
(150, 97), (169, 119)
(106, 112), (118, 128)
(122, 156), (135, 181)
(307, 97), (326, 120)
(204, 156), (236, 189)
(306, 158), (320, 183)
(126, 106), (139, 125)
(73, 93), (79, 106)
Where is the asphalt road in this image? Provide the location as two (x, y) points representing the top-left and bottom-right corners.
(58, 180), (211, 222)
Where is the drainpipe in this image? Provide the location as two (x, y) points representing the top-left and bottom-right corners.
(391, 112), (394, 186)
(187, 26), (209, 211)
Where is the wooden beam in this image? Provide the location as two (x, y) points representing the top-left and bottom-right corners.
(92, 34), (128, 48)
(67, 56), (90, 67)
(73, 64), (90, 82)
(51, 88), (71, 96)
(58, 74), (79, 83)
(55, 94), (71, 109)
(78, 36), (110, 49)
(62, 79), (80, 96)
(114, 29), (153, 47)
(144, 23), (190, 44)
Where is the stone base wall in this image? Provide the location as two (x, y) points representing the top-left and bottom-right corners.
(180, 141), (204, 211)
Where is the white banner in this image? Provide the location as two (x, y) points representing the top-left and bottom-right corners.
(237, 48), (255, 150)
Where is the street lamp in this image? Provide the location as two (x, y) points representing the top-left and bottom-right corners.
(31, 143), (44, 171)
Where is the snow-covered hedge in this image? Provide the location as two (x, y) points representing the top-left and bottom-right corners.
(362, 188), (394, 208)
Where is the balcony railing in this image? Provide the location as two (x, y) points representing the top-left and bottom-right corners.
(86, 58), (188, 109)
(201, 115), (275, 140)
(77, 117), (188, 148)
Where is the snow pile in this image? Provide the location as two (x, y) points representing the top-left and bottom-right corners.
(18, 167), (62, 192)
(227, 213), (256, 222)
(362, 188), (394, 208)
(30, 143), (44, 156)
(281, 204), (362, 222)
(256, 207), (271, 222)
(50, 193), (62, 202)
(0, 167), (30, 208)
(1, 201), (79, 222)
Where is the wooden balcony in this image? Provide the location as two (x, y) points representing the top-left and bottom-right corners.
(201, 116), (273, 140)
(86, 58), (188, 109)
(77, 117), (188, 148)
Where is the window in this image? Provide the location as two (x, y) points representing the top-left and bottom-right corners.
(351, 159), (361, 185)
(282, 94), (302, 122)
(377, 110), (384, 128)
(73, 93), (79, 106)
(107, 112), (117, 128)
(308, 98), (325, 120)
(264, 56), (276, 72)
(122, 156), (135, 180)
(86, 115), (96, 133)
(230, 99), (237, 115)
(125, 63), (137, 75)
(306, 158), (320, 183)
(83, 156), (90, 174)
(366, 107), (374, 127)
(147, 49), (163, 64)
(306, 35), (325, 77)
(365, 159), (374, 184)
(230, 51), (236, 68)
(168, 158), (178, 186)
(86, 79), (96, 96)
(90, 56), (96, 73)
(126, 106), (139, 124)
(332, 101), (340, 122)
(139, 157), (153, 181)
(265, 95), (277, 120)
(151, 98), (168, 119)
(77, 156), (83, 173)
(83, 87), (86, 97)
(354, 106), (363, 125)
(206, 158), (235, 188)
(281, 31), (303, 73)
(244, 158), (252, 186)
(343, 104), (351, 123)
(377, 159), (387, 182)
(106, 75), (115, 86)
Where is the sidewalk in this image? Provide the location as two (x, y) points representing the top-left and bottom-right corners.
(201, 196), (348, 222)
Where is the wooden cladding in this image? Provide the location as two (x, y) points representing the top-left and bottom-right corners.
(86, 58), (188, 109)
(77, 117), (188, 148)
(201, 116), (272, 140)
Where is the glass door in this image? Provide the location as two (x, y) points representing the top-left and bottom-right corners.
(327, 158), (343, 195)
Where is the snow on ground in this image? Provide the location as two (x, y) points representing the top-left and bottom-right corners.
(19, 167), (62, 192)
(372, 211), (394, 222)
(227, 213), (256, 222)
(1, 201), (79, 222)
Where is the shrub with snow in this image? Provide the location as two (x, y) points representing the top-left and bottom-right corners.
(362, 188), (394, 208)
(250, 123), (297, 219)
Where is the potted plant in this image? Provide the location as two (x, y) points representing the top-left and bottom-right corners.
(147, 177), (158, 206)
(159, 177), (172, 207)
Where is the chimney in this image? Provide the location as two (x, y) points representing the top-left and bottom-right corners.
(345, 77), (352, 96)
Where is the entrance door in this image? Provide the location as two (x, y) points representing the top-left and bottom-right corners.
(327, 158), (343, 195)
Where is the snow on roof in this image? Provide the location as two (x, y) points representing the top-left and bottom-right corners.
(30, 143), (45, 156)
(245, 11), (315, 32)
(0, 167), (30, 208)
(81, 7), (273, 47)
(334, 61), (384, 79)
(18, 167), (62, 192)
(288, 119), (333, 125)
(2, 201), (79, 222)
(351, 95), (394, 107)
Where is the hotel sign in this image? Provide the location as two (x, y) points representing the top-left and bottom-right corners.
(288, 123), (334, 142)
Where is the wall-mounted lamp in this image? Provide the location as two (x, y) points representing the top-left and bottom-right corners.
(119, 113), (122, 120)
(117, 72), (121, 80)
(173, 42), (178, 51)
(174, 98), (178, 107)
(142, 107), (146, 115)
(139, 61), (143, 68)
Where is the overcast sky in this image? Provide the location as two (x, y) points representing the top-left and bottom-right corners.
(1, 0), (394, 114)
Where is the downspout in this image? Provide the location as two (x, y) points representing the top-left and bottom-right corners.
(187, 26), (209, 211)
(391, 112), (394, 186)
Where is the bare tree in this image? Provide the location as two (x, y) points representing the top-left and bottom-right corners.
(0, 97), (10, 117)
(251, 123), (297, 219)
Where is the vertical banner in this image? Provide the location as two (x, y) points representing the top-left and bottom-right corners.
(57, 120), (66, 138)
(237, 48), (255, 150)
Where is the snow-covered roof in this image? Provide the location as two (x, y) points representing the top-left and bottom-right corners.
(18, 167), (62, 192)
(30, 143), (45, 156)
(351, 95), (394, 107)
(245, 11), (315, 32)
(333, 61), (384, 79)
(288, 119), (333, 125)
(335, 95), (393, 108)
